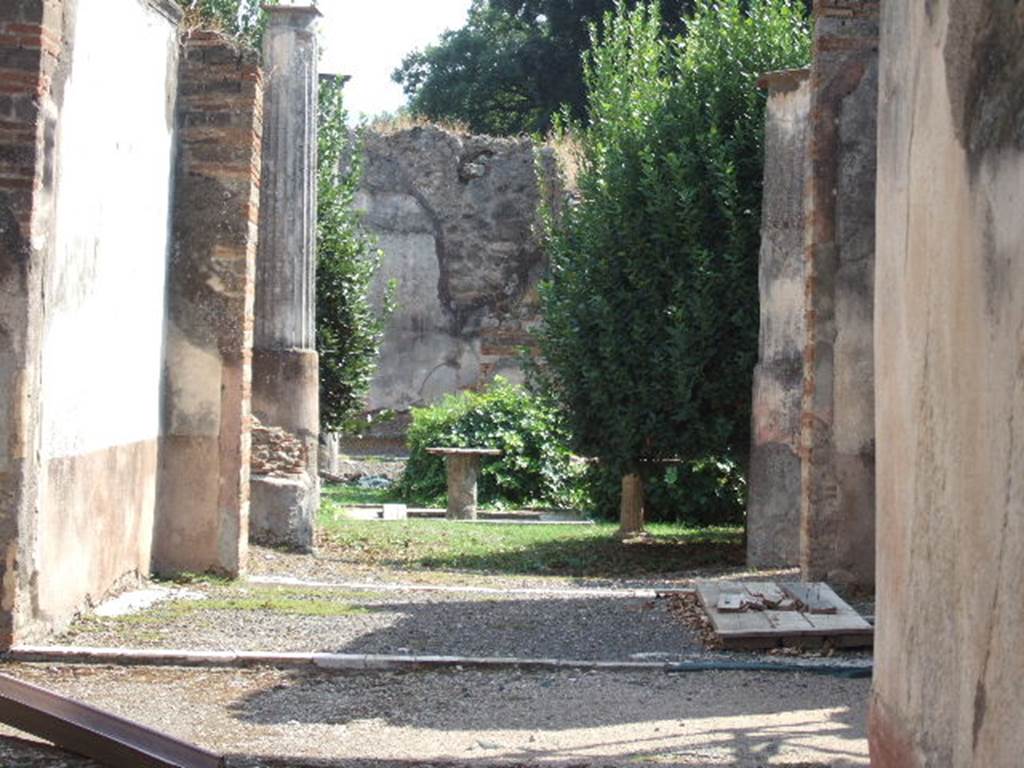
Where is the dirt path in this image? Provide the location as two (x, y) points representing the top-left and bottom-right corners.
(0, 663), (869, 767)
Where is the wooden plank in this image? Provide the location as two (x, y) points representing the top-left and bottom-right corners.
(697, 581), (874, 647)
(0, 674), (223, 768)
(716, 594), (748, 613)
(780, 582), (840, 614)
(743, 582), (789, 609)
(697, 582), (773, 636)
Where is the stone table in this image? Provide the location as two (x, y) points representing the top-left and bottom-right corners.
(426, 448), (503, 520)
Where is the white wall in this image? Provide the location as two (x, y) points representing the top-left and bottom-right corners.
(40, 0), (178, 460)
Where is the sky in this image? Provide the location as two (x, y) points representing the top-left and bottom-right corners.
(318, 0), (474, 121)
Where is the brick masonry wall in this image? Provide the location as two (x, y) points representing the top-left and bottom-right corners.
(154, 29), (263, 577)
(800, 0), (879, 589)
(0, 0), (66, 648)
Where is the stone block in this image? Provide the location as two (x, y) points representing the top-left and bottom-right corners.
(250, 474), (316, 552)
(382, 504), (408, 521)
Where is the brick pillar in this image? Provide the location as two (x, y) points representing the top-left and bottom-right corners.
(0, 0), (68, 648)
(250, 5), (321, 551)
(747, 69), (811, 569)
(154, 31), (264, 577)
(800, 0), (878, 589)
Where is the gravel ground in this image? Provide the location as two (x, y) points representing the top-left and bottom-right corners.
(52, 584), (704, 660)
(249, 545), (798, 592)
(0, 663), (870, 767)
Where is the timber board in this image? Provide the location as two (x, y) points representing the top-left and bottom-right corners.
(696, 581), (873, 650)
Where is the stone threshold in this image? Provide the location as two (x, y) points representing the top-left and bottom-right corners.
(6, 646), (873, 678)
(248, 575), (696, 600)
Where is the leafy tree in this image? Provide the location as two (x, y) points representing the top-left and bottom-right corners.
(392, 0), (693, 135)
(316, 78), (390, 432)
(536, 1), (810, 523)
(392, 0), (812, 136)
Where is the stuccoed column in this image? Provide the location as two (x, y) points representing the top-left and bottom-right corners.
(446, 455), (479, 520)
(250, 3), (321, 552)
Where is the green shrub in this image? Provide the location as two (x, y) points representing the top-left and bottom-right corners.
(536, 0), (810, 497)
(584, 459), (746, 526)
(397, 379), (581, 509)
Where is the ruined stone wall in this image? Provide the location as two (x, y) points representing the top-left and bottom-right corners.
(154, 30), (263, 577)
(800, 0), (878, 589)
(357, 127), (555, 418)
(871, 1), (1024, 764)
(747, 69), (811, 569)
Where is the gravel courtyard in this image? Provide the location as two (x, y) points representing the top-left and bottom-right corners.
(0, 663), (870, 767)
(3, 530), (872, 766)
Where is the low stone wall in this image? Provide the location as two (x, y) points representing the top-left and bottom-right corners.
(871, 1), (1024, 764)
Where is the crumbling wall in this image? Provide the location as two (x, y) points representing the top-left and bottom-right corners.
(747, 69), (811, 569)
(154, 30), (263, 577)
(357, 127), (555, 416)
(800, 0), (878, 589)
(871, 0), (1024, 764)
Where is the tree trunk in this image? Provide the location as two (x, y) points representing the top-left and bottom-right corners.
(619, 473), (645, 536)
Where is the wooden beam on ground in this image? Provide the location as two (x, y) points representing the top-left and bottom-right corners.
(0, 674), (223, 768)
(696, 581), (873, 650)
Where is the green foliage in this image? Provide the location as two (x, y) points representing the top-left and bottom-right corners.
(585, 459), (746, 526)
(184, 0), (275, 50)
(393, 0), (694, 136)
(396, 379), (581, 509)
(536, 1), (810, 485)
(316, 78), (391, 432)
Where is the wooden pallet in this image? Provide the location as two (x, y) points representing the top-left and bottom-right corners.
(696, 580), (873, 650)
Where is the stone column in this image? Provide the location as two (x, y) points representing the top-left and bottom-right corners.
(800, 1), (878, 589)
(250, 4), (321, 552)
(446, 455), (479, 520)
(747, 69), (811, 570)
(155, 30), (263, 577)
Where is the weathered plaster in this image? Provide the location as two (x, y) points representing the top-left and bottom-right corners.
(0, 0), (183, 643)
(872, 0), (1024, 764)
(747, 69), (811, 569)
(154, 30), (263, 577)
(800, 1), (878, 589)
(357, 127), (557, 416)
(250, 5), (320, 551)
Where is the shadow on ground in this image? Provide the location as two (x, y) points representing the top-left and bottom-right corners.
(314, 533), (746, 579)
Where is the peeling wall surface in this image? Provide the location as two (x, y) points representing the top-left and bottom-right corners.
(154, 30), (263, 578)
(747, 70), (810, 569)
(358, 128), (553, 414)
(31, 0), (180, 635)
(800, 1), (878, 589)
(871, 0), (1024, 765)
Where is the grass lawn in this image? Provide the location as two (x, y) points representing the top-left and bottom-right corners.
(323, 484), (401, 507)
(317, 514), (745, 579)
